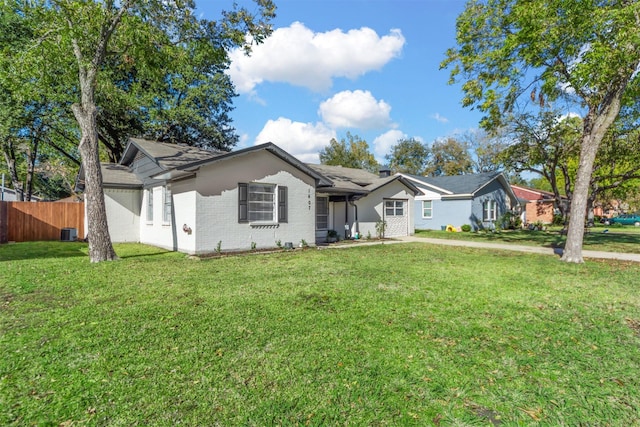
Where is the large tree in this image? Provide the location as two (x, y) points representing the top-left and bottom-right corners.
(500, 111), (582, 219)
(461, 129), (509, 173)
(319, 132), (380, 173)
(424, 137), (473, 176)
(385, 138), (430, 175)
(9, 0), (276, 262)
(443, 0), (640, 263)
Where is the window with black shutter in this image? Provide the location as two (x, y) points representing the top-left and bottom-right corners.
(238, 183), (248, 222)
(278, 186), (288, 223)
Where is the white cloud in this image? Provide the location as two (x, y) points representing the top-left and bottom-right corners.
(372, 129), (407, 162)
(430, 113), (449, 124)
(228, 22), (405, 93)
(318, 90), (393, 130)
(254, 117), (336, 163)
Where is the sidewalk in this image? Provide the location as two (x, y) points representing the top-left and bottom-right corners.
(321, 235), (640, 263)
(397, 236), (640, 263)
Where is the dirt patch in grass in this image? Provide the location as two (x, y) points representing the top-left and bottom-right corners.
(625, 318), (640, 337)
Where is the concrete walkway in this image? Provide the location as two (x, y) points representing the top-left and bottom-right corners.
(321, 235), (640, 263)
(397, 235), (640, 263)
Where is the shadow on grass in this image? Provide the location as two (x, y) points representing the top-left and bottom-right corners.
(0, 241), (88, 262)
(1, 241), (173, 262)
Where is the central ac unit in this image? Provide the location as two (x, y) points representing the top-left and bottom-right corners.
(61, 228), (78, 242)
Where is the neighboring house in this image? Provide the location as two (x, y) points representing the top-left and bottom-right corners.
(0, 187), (42, 201)
(77, 138), (331, 254)
(399, 171), (518, 230)
(306, 165), (419, 240)
(511, 185), (567, 225)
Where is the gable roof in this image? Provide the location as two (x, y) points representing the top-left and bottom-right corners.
(511, 184), (559, 201)
(401, 171), (516, 202)
(79, 139), (333, 190)
(176, 143), (332, 186)
(120, 138), (225, 171)
(307, 164), (419, 196)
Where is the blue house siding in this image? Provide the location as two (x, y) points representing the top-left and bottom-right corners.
(470, 179), (512, 229)
(415, 199), (472, 230)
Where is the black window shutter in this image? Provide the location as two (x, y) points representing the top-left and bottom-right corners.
(238, 183), (248, 223)
(278, 186), (288, 223)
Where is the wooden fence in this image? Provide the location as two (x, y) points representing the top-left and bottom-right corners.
(0, 201), (84, 243)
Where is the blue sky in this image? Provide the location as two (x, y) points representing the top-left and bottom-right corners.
(199, 0), (482, 164)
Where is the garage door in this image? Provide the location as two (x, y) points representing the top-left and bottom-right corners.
(384, 199), (409, 237)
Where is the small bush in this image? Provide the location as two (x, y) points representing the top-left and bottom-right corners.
(375, 220), (386, 239)
(552, 214), (565, 226)
(461, 224), (472, 232)
(499, 211), (522, 230)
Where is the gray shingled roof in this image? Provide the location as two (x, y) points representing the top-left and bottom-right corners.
(406, 171), (503, 195)
(306, 164), (419, 195)
(306, 164), (381, 193)
(123, 138), (225, 170)
(100, 164), (143, 188)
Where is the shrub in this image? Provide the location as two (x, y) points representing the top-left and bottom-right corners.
(375, 220), (386, 239)
(552, 214), (565, 226)
(499, 211), (522, 230)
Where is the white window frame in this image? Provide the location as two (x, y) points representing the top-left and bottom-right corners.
(146, 188), (154, 223)
(483, 200), (497, 221)
(162, 185), (172, 224)
(422, 200), (433, 219)
(385, 200), (404, 217)
(249, 183), (276, 222)
(316, 196), (329, 230)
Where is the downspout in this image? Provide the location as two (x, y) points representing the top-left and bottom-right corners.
(344, 195), (349, 239)
(348, 197), (358, 238)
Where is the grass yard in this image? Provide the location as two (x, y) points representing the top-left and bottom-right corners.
(415, 226), (640, 254)
(2, 241), (640, 425)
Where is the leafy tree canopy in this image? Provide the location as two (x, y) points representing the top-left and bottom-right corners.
(385, 138), (430, 175)
(424, 137), (473, 176)
(319, 132), (380, 173)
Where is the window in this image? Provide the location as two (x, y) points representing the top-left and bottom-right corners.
(316, 197), (329, 229)
(238, 183), (287, 223)
(422, 200), (433, 218)
(146, 188), (153, 222)
(483, 200), (497, 221)
(162, 186), (172, 224)
(385, 200), (404, 216)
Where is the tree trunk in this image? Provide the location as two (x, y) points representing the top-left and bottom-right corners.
(2, 141), (24, 201)
(73, 102), (118, 262)
(561, 104), (622, 263)
(24, 138), (38, 202)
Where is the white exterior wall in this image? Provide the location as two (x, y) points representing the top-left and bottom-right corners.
(171, 180), (197, 254)
(192, 151), (316, 254)
(104, 188), (141, 242)
(139, 185), (177, 250)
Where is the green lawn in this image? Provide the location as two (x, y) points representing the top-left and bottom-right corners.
(2, 241), (640, 425)
(415, 225), (640, 254)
